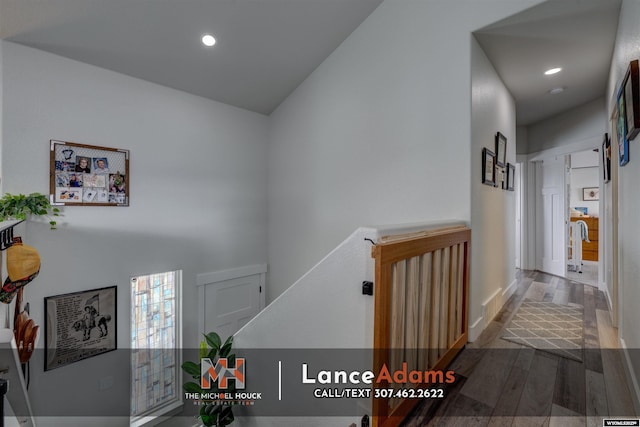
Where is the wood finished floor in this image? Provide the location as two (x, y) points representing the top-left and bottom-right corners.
(400, 270), (638, 427)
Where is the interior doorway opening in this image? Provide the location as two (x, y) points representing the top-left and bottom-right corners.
(566, 148), (600, 287)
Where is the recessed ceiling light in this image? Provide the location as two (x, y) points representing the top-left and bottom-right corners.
(545, 67), (562, 75)
(549, 87), (565, 94)
(202, 34), (216, 47)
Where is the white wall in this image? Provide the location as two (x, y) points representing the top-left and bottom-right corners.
(606, 0), (640, 409)
(570, 149), (599, 216)
(527, 97), (607, 155)
(469, 37), (517, 337)
(570, 167), (599, 216)
(1, 41), (269, 420)
(516, 125), (528, 155)
(0, 41), (3, 192)
(266, 0), (544, 303)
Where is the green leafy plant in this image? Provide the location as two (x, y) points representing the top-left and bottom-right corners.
(0, 193), (60, 229)
(182, 332), (236, 427)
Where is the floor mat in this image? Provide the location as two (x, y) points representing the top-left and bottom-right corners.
(501, 299), (583, 362)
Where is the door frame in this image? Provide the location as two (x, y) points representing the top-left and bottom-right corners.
(523, 138), (607, 282)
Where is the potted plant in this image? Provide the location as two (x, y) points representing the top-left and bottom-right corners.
(182, 332), (236, 426)
(0, 192), (60, 229)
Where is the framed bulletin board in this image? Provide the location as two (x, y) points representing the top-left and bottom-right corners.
(50, 140), (129, 206)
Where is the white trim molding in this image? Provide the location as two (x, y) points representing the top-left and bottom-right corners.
(468, 317), (485, 342)
(503, 279), (518, 301)
(620, 338), (640, 415)
(196, 264), (267, 287)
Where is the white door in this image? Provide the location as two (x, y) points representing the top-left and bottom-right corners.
(202, 274), (265, 340)
(540, 156), (566, 276)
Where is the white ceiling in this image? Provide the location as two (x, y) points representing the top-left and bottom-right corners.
(0, 0), (383, 115)
(474, 0), (622, 125)
(0, 0), (622, 123)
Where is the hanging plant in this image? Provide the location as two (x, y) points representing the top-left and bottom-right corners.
(0, 193), (60, 229)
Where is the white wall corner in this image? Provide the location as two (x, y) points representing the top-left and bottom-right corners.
(468, 316), (485, 342)
(620, 338), (640, 416)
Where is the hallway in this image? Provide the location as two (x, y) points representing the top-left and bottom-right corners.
(401, 270), (637, 426)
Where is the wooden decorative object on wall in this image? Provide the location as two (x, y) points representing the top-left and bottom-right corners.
(624, 59), (640, 141)
(50, 140), (130, 206)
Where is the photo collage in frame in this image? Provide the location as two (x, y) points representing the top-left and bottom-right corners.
(51, 140), (129, 206)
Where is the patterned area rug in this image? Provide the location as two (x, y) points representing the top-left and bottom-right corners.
(501, 299), (584, 361)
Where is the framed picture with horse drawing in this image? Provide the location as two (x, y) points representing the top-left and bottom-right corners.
(44, 285), (117, 371)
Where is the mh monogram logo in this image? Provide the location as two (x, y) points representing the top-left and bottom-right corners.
(201, 357), (246, 390)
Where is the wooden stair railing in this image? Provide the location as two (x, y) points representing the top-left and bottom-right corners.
(371, 226), (471, 427)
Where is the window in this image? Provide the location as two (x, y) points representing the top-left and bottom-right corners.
(130, 270), (182, 426)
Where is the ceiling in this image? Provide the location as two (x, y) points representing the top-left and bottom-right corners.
(0, 0), (383, 115)
(0, 0), (622, 123)
(474, 0), (622, 125)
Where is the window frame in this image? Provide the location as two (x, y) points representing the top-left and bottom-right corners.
(130, 270), (183, 427)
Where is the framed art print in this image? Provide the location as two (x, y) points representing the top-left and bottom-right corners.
(624, 60), (640, 141)
(583, 187), (599, 201)
(495, 132), (507, 167)
(44, 286), (117, 370)
(506, 163), (515, 191)
(482, 148), (496, 186)
(617, 86), (630, 166)
(602, 133), (611, 183)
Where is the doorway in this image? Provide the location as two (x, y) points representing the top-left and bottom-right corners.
(565, 149), (600, 286)
(532, 149), (601, 286)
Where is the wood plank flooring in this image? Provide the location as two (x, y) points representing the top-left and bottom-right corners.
(400, 270), (637, 426)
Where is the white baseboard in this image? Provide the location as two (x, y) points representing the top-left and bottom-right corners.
(620, 338), (640, 415)
(502, 279), (517, 301)
(468, 279), (517, 343)
(468, 316), (484, 342)
(603, 285), (614, 313)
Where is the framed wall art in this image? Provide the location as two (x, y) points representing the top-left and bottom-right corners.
(495, 164), (505, 189)
(624, 59), (640, 141)
(602, 133), (611, 183)
(506, 163), (515, 191)
(617, 83), (630, 166)
(44, 285), (117, 371)
(50, 140), (129, 206)
(482, 148), (496, 186)
(583, 187), (599, 201)
(495, 132), (507, 167)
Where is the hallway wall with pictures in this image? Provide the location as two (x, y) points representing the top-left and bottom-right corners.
(607, 0), (640, 398)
